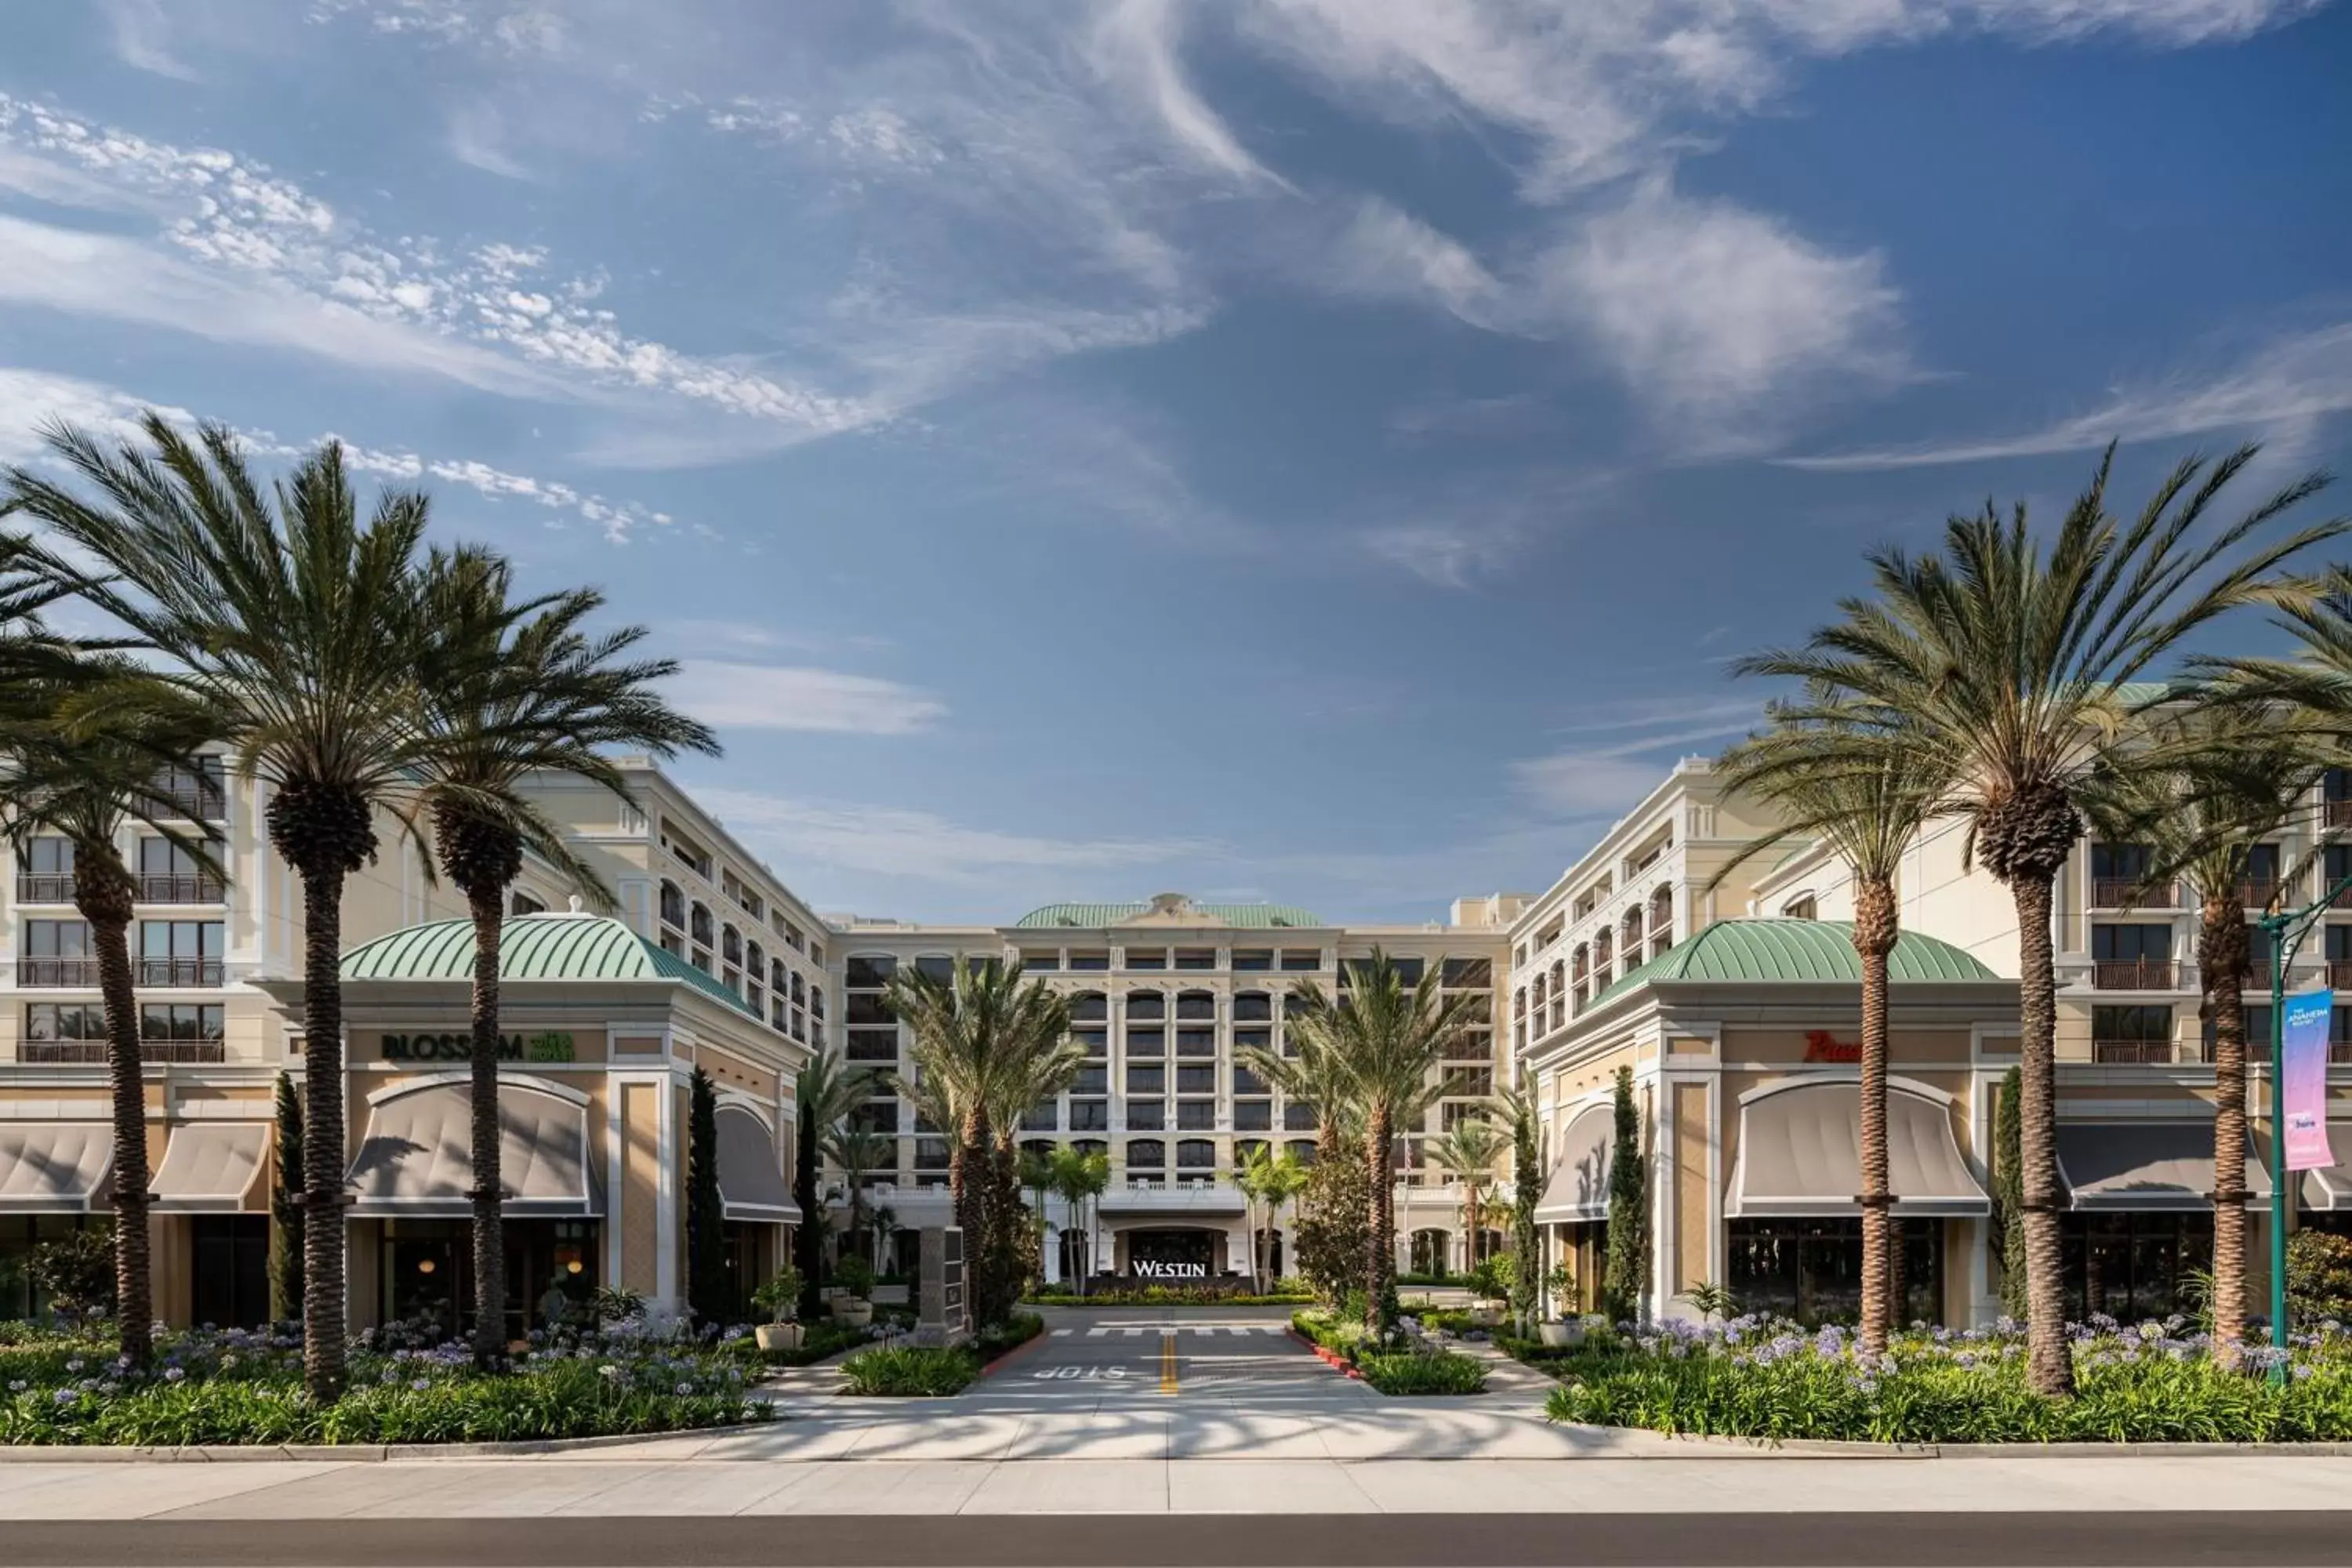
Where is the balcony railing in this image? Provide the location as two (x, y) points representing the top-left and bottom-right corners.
(137, 959), (224, 987)
(16, 958), (102, 987)
(2238, 879), (2283, 912)
(136, 875), (225, 904)
(2328, 797), (2352, 829)
(2244, 958), (2275, 991)
(14, 874), (75, 903)
(18, 1039), (226, 1065)
(2332, 881), (2352, 910)
(2331, 960), (2352, 990)
(158, 786), (227, 823)
(2092, 878), (2174, 909)
(2093, 1039), (2174, 1065)
(2092, 959), (2176, 990)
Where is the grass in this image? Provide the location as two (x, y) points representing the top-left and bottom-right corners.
(838, 1345), (979, 1397)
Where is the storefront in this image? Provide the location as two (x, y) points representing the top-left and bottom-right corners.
(2055, 1120), (2264, 1322)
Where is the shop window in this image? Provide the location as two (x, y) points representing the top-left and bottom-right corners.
(1726, 1218), (1944, 1327)
(2060, 1212), (2212, 1323)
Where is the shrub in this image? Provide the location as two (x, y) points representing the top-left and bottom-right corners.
(975, 1312), (1044, 1360)
(28, 1230), (115, 1319)
(839, 1345), (977, 1397)
(2289, 1231), (2352, 1326)
(1290, 1309), (1367, 1358)
(833, 1254), (877, 1302)
(1359, 1350), (1488, 1396)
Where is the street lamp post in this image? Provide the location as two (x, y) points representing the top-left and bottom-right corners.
(2259, 872), (2352, 1383)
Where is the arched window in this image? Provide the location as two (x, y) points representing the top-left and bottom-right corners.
(1020, 1138), (1054, 1162)
(1621, 906), (1643, 962)
(689, 902), (713, 946)
(791, 971), (806, 1004)
(1073, 1139), (1107, 1160)
(659, 880), (684, 930)
(1234, 1138), (1269, 1166)
(1594, 927), (1613, 988)
(1125, 989), (1165, 1021)
(1233, 990), (1272, 1022)
(1071, 992), (1109, 1023)
(1175, 1138), (1215, 1171)
(746, 939), (764, 975)
(1127, 1138), (1166, 1169)
(1286, 1138), (1317, 1166)
(772, 957), (789, 992)
(1530, 971), (1548, 1009)
(1175, 989), (1215, 1022)
(722, 925), (742, 967)
(1650, 886), (1674, 957)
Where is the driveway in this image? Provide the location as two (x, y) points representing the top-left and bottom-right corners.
(971, 1304), (1371, 1410)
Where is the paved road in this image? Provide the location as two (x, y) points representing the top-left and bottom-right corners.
(16, 1511), (2352, 1566)
(978, 1305), (1359, 1407)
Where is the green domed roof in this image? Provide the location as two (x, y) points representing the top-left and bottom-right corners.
(1589, 919), (1999, 1010)
(340, 913), (754, 1016)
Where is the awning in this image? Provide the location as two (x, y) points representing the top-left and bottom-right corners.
(152, 1124), (269, 1213)
(2060, 1122), (2270, 1211)
(0, 1123), (113, 1214)
(346, 1083), (599, 1218)
(1726, 1082), (1990, 1218)
(1536, 1104), (1613, 1224)
(717, 1107), (800, 1223)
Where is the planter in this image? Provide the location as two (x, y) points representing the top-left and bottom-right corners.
(831, 1298), (874, 1327)
(1538, 1319), (1584, 1348)
(1468, 1304), (1504, 1328)
(756, 1322), (806, 1352)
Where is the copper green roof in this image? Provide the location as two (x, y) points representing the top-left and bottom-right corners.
(341, 914), (755, 1017)
(1013, 902), (1325, 929)
(1588, 918), (2000, 1010)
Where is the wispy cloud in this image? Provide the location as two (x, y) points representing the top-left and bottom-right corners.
(1784, 321), (2352, 471)
(1507, 695), (1762, 818)
(666, 662), (947, 736)
(98, 0), (200, 81)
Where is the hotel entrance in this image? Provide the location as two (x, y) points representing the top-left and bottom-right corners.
(1123, 1226), (1221, 1279)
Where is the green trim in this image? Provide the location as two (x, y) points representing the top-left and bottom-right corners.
(1587, 918), (1998, 1010)
(340, 913), (757, 1017)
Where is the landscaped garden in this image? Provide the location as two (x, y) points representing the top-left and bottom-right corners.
(1526, 1314), (2352, 1444)
(837, 1312), (1045, 1397)
(1291, 1308), (1490, 1396)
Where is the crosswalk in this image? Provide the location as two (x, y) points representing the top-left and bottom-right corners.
(1055, 1324), (1291, 1338)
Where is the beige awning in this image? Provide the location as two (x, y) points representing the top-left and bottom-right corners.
(2060, 1122), (2270, 1211)
(346, 1083), (598, 1217)
(153, 1124), (270, 1213)
(0, 1123), (114, 1214)
(717, 1106), (800, 1223)
(1726, 1081), (1990, 1218)
(1536, 1104), (1613, 1224)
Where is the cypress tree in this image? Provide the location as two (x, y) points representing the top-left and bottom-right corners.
(1994, 1065), (2028, 1323)
(268, 1071), (305, 1326)
(1602, 1066), (1649, 1325)
(685, 1069), (729, 1324)
(1508, 1091), (1541, 1330)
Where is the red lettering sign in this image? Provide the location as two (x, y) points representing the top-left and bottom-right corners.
(1803, 1030), (1860, 1063)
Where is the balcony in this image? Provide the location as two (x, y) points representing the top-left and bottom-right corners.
(18, 1039), (226, 1065)
(2092, 878), (2174, 910)
(137, 960), (224, 987)
(2092, 960), (2176, 991)
(158, 786), (227, 823)
(14, 874), (75, 904)
(1097, 1178), (1243, 1217)
(2332, 961), (2352, 990)
(2093, 1039), (2175, 1065)
(2238, 879), (2283, 912)
(136, 875), (224, 904)
(16, 958), (102, 987)
(2328, 798), (2352, 829)
(2244, 958), (2275, 991)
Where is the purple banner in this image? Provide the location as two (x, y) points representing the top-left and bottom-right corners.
(2282, 989), (2336, 1173)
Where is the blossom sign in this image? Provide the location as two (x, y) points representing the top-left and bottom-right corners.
(2281, 988), (2336, 1172)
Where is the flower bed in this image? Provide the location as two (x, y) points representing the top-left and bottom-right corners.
(1290, 1310), (1487, 1395)
(838, 1345), (979, 1397)
(751, 1312), (911, 1368)
(1, 1317), (771, 1446)
(1541, 1315), (2352, 1444)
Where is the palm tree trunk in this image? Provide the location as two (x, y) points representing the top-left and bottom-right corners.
(82, 868), (150, 1370)
(2200, 890), (2251, 1367)
(1854, 876), (1897, 1359)
(1365, 1106), (1394, 1334)
(950, 1106), (991, 1320)
(2012, 873), (2074, 1396)
(464, 884), (506, 1369)
(299, 863), (350, 1403)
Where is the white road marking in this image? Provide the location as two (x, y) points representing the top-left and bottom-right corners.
(1051, 1328), (1073, 1337)
(1085, 1327), (1109, 1338)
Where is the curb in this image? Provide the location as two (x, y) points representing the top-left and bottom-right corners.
(978, 1328), (1051, 1379)
(1545, 1423), (2352, 1459)
(0, 1420), (779, 1465)
(1289, 1330), (1363, 1379)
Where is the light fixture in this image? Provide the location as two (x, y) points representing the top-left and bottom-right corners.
(416, 1258), (436, 1276)
(565, 1260), (583, 1275)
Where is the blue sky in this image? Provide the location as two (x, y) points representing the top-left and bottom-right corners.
(3, 2), (2349, 924)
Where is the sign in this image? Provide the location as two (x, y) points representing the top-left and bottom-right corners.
(1133, 1258), (1207, 1280)
(1803, 1030), (1861, 1063)
(381, 1031), (575, 1063)
(2282, 990), (2336, 1172)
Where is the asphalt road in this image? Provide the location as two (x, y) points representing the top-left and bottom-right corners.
(977, 1305), (1354, 1405)
(15, 1512), (2352, 1566)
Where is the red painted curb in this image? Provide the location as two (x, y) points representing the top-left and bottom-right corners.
(979, 1327), (1051, 1378)
(1289, 1330), (1363, 1378)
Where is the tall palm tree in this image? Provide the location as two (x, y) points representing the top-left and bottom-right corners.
(1425, 1114), (1510, 1273)
(6, 418), (448, 1403)
(2079, 710), (2324, 1367)
(825, 1123), (895, 1269)
(1047, 1145), (1110, 1294)
(1290, 954), (1483, 1334)
(1736, 444), (2343, 1393)
(885, 958), (1078, 1325)
(794, 1049), (879, 1317)
(1713, 723), (1951, 1356)
(0, 651), (218, 1370)
(1234, 1143), (1308, 1292)
(412, 546), (717, 1365)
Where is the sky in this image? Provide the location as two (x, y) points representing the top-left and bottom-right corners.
(2, 2), (2350, 926)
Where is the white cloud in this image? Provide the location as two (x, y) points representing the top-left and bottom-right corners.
(688, 787), (1214, 884)
(667, 662), (947, 736)
(1324, 199), (1502, 326)
(1508, 695), (1764, 817)
(0, 368), (189, 462)
(1785, 321), (2352, 471)
(1088, 0), (1284, 186)
(446, 103), (535, 180)
(99, 0), (200, 81)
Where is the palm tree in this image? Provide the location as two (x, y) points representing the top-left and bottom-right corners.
(1289, 953), (1483, 1334)
(1425, 1115), (1510, 1274)
(2079, 710), (2324, 1366)
(1736, 444), (2343, 1393)
(1047, 1145), (1110, 1294)
(0, 649), (218, 1370)
(410, 546), (717, 1364)
(885, 958), (1079, 1325)
(5, 418), (453, 1403)
(1713, 723), (1951, 1356)
(826, 1123), (895, 1269)
(1234, 1143), (1308, 1292)
(794, 1048), (879, 1317)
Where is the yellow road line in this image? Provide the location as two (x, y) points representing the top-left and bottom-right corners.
(1159, 1332), (1179, 1395)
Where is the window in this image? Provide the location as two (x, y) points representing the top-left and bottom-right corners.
(1127, 1065), (1165, 1095)
(1127, 1100), (1165, 1131)
(1650, 887), (1674, 956)
(2206, 1006), (2274, 1062)
(850, 1100), (898, 1135)
(2092, 925), (2172, 963)
(915, 954), (955, 984)
(1175, 1101), (1214, 1131)
(1069, 948), (1109, 971)
(789, 970), (805, 1004)
(1175, 990), (1215, 1021)
(810, 941), (824, 967)
(1283, 992), (1314, 1018)
(1443, 1067), (1494, 1098)
(1233, 1065), (1268, 1095)
(1233, 1027), (1271, 1055)
(1441, 1101), (1484, 1130)
(1069, 1101), (1109, 1131)
(846, 994), (896, 1026)
(1176, 1139), (1214, 1170)
(136, 838), (205, 880)
(1233, 992), (1272, 1022)
(24, 1004), (103, 1041)
(157, 757), (226, 821)
(1176, 1064), (1214, 1094)
(19, 837), (74, 899)
(1073, 1139), (1107, 1160)
(847, 954), (895, 989)
(1126, 1028), (1165, 1058)
(1073, 1065), (1108, 1095)
(139, 920), (222, 985)
(1730, 1217), (1945, 1327)
(1232, 949), (1272, 971)
(1233, 1138), (1269, 1166)
(2092, 1004), (2175, 1063)
(510, 890), (546, 916)
(1233, 1101), (1272, 1131)
(1075, 1029), (1108, 1058)
(1176, 1029), (1215, 1058)
(1592, 928), (1613, 985)
(914, 1137), (951, 1171)
(2061, 1212), (2211, 1323)
(24, 920), (92, 956)
(1127, 1139), (1166, 1170)
(142, 1003), (223, 1041)
(722, 925), (742, 968)
(1388, 956), (1425, 986)
(1123, 990), (1163, 1021)
(689, 903), (713, 946)
(1174, 947), (1215, 971)
(1071, 992), (1109, 1023)
(1279, 949), (1320, 971)
(1283, 1103), (1317, 1132)
(1020, 949), (1061, 971)
(1020, 1102), (1058, 1132)
(848, 1028), (899, 1062)
(1286, 1138), (1317, 1165)
(1126, 947), (1167, 971)
(1440, 956), (1491, 989)
(1780, 895), (1817, 921)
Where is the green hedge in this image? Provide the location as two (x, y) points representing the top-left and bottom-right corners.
(1026, 1287), (1314, 1308)
(839, 1345), (978, 1397)
(1357, 1350), (1489, 1396)
(975, 1312), (1046, 1361)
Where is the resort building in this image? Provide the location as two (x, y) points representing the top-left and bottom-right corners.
(827, 893), (1517, 1284)
(0, 755), (827, 1333)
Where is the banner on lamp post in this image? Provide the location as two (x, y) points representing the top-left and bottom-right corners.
(2282, 989), (2336, 1173)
